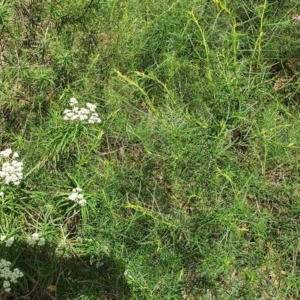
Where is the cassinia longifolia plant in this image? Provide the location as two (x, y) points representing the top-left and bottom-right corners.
(0, 95), (99, 294)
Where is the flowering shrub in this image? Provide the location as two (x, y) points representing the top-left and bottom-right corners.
(63, 97), (101, 124)
(0, 259), (23, 293)
(0, 149), (23, 186)
(68, 187), (86, 206)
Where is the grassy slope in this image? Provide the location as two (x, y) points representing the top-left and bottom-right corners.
(0, 0), (300, 299)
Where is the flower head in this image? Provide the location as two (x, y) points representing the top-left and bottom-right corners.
(5, 237), (14, 248)
(0, 149), (12, 158)
(0, 236), (14, 247)
(27, 232), (45, 247)
(63, 97), (101, 124)
(0, 149), (23, 186)
(69, 97), (78, 106)
(68, 187), (86, 206)
(0, 259), (23, 292)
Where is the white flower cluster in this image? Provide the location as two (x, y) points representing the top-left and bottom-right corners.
(63, 97), (101, 123)
(0, 236), (14, 248)
(27, 233), (45, 247)
(68, 187), (86, 206)
(0, 259), (23, 292)
(0, 149), (23, 186)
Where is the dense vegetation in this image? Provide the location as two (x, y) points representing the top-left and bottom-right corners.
(0, 0), (300, 299)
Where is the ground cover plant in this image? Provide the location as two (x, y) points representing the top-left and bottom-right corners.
(0, 0), (300, 299)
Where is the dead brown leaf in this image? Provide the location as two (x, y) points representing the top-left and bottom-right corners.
(292, 15), (300, 22)
(273, 77), (288, 92)
(46, 284), (57, 293)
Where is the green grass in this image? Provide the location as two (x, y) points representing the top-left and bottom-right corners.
(1, 0), (300, 299)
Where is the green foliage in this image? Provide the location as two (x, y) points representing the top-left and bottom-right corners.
(0, 0), (300, 299)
